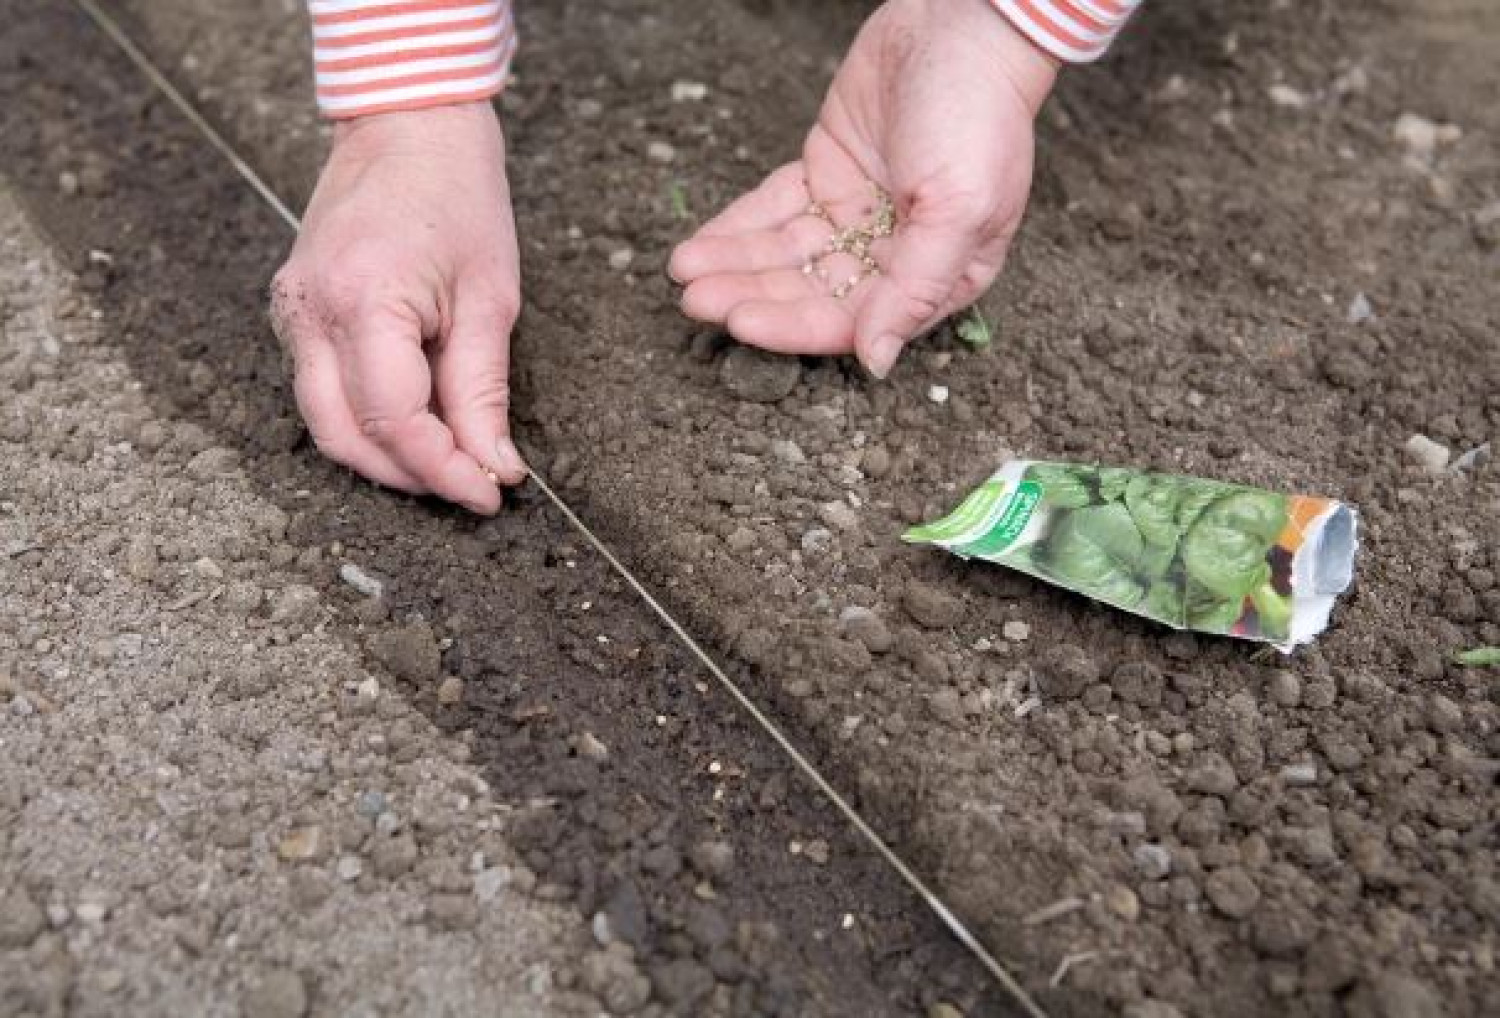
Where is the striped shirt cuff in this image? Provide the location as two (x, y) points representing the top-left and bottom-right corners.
(309, 1), (515, 119)
(991, 0), (1141, 64)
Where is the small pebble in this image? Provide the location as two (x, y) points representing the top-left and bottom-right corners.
(670, 80), (708, 102)
(608, 248), (635, 272)
(355, 790), (388, 818)
(1133, 843), (1172, 880)
(1404, 434), (1451, 474)
(1002, 619), (1030, 642)
(276, 826), (326, 863)
(1346, 292), (1374, 325)
(436, 676), (465, 706)
(647, 141), (676, 164)
(242, 969), (308, 1018)
(1104, 884), (1140, 921)
(818, 501), (860, 534)
(1282, 763), (1318, 786)
(339, 563), (384, 599)
(336, 856), (364, 882)
(1268, 84), (1308, 109)
(927, 384), (949, 404)
(474, 867), (511, 904)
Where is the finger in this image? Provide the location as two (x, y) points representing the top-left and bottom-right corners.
(802, 124), (883, 225)
(433, 288), (528, 487)
(681, 259), (865, 323)
(336, 302), (503, 514)
(669, 215), (830, 283)
(725, 297), (855, 355)
(854, 217), (977, 378)
(291, 336), (429, 493)
(689, 163), (809, 241)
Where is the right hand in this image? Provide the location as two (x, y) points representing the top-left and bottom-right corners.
(269, 102), (525, 515)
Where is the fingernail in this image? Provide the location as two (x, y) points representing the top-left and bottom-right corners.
(494, 438), (529, 482)
(864, 334), (904, 380)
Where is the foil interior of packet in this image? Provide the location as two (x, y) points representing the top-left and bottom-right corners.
(905, 461), (1359, 651)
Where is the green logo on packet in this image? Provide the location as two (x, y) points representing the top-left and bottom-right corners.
(904, 480), (1041, 557)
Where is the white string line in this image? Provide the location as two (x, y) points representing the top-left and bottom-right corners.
(70, 3), (1046, 1013)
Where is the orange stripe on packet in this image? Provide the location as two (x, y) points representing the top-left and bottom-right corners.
(1276, 496), (1333, 553)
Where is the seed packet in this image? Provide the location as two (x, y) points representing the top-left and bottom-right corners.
(904, 461), (1358, 650)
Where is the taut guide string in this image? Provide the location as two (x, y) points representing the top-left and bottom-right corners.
(71, 3), (1046, 1013)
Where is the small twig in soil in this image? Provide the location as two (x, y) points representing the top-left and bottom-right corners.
(1023, 896), (1085, 926)
(1048, 951), (1099, 988)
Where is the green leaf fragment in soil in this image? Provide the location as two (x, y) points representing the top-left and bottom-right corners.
(1454, 646), (1500, 666)
(954, 308), (993, 349)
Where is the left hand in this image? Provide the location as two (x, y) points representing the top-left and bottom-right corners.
(669, 0), (1057, 378)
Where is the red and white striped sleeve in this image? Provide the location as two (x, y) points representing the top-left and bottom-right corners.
(991, 0), (1142, 63)
(307, 1), (516, 119)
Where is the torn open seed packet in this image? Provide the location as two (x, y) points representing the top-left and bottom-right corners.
(904, 460), (1358, 651)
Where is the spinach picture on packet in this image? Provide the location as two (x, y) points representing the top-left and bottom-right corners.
(905, 460), (1358, 650)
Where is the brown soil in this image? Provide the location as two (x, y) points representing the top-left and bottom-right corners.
(4, 0), (1498, 1016)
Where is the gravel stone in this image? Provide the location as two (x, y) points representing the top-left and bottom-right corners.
(1187, 752), (1239, 796)
(1002, 619), (1030, 642)
(1133, 844), (1172, 881)
(338, 562), (384, 599)
(580, 948), (652, 1014)
(1104, 884), (1140, 921)
(1302, 673), (1338, 709)
(818, 500), (860, 534)
(223, 580), (263, 614)
(1121, 775), (1183, 833)
(373, 834), (419, 879)
(689, 840), (735, 879)
(436, 676), (465, 705)
(1404, 434), (1452, 474)
(1344, 972), (1446, 1018)
(1111, 661), (1164, 706)
(1251, 906), (1314, 956)
(1426, 694), (1463, 732)
(1204, 866), (1261, 918)
(276, 826), (327, 863)
(1266, 670), (1301, 708)
(719, 347), (800, 403)
(650, 957), (714, 1006)
(1038, 644), (1099, 700)
(369, 622), (441, 683)
(0, 887), (46, 948)
(902, 581), (963, 629)
(242, 969), (308, 1018)
(839, 607), (893, 654)
(270, 583), (320, 627)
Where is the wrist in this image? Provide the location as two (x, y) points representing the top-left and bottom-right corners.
(976, 0), (1060, 116)
(331, 101), (502, 156)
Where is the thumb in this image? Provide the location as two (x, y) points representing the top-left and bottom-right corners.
(854, 213), (975, 379)
(434, 293), (528, 486)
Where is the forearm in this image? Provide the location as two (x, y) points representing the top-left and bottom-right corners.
(307, 1), (515, 119)
(990, 0), (1141, 63)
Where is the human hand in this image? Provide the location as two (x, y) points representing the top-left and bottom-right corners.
(670, 0), (1057, 378)
(269, 102), (525, 515)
